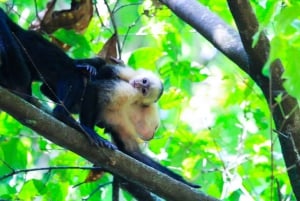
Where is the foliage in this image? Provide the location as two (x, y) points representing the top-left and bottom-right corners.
(0, 0), (298, 200)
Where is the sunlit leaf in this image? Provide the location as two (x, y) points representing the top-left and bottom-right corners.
(159, 87), (186, 109)
(128, 47), (163, 70)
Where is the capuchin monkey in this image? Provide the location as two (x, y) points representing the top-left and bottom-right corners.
(84, 65), (163, 149)
(64, 59), (200, 197)
(0, 9), (199, 199)
(78, 64), (200, 190)
(56, 60), (200, 198)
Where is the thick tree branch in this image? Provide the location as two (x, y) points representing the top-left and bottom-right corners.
(0, 86), (218, 201)
(227, 0), (270, 96)
(160, 0), (250, 71)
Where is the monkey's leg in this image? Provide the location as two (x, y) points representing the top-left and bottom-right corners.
(79, 82), (117, 149)
(0, 10), (31, 96)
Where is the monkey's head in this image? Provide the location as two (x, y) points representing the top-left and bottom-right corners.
(129, 70), (163, 105)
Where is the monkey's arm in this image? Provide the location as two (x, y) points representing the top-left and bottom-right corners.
(77, 82), (117, 149)
(115, 66), (137, 81)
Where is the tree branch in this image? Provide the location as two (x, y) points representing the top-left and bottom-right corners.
(0, 86), (218, 201)
(160, 0), (250, 71)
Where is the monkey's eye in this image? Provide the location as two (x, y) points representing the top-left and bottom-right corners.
(142, 78), (148, 85)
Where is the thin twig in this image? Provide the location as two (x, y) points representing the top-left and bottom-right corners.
(0, 166), (102, 181)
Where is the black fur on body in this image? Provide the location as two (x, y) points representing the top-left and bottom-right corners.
(0, 8), (113, 148)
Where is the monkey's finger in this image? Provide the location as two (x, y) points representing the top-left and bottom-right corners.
(77, 64), (97, 76)
(87, 66), (97, 75)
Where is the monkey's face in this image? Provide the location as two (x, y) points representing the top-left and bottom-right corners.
(129, 72), (163, 105)
(130, 77), (151, 95)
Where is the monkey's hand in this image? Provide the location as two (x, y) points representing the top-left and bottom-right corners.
(81, 124), (117, 150)
(76, 64), (97, 76)
(53, 108), (116, 149)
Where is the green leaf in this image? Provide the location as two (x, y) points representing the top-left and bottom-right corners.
(53, 29), (92, 58)
(128, 47), (163, 70)
(228, 189), (243, 200)
(2, 138), (28, 169)
(159, 87), (187, 109)
(18, 180), (41, 199)
(282, 46), (300, 99)
(0, 182), (16, 199)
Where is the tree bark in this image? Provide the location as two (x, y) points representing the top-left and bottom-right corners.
(0, 86), (218, 201)
(160, 0), (250, 71)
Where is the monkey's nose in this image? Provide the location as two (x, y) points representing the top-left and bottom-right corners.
(134, 80), (150, 89)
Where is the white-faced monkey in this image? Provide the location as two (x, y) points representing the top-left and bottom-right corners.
(0, 9), (200, 200)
